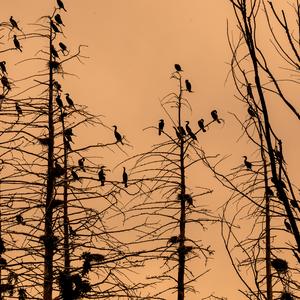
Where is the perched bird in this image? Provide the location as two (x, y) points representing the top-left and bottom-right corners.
(198, 119), (206, 132)
(174, 64), (182, 72)
(284, 219), (292, 232)
(185, 79), (192, 92)
(113, 125), (123, 145)
(53, 80), (62, 91)
(16, 214), (25, 225)
(168, 235), (180, 244)
(50, 20), (60, 33)
(15, 103), (22, 115)
(65, 139), (72, 151)
(57, 0), (67, 11)
(78, 157), (85, 172)
(65, 93), (74, 107)
(173, 126), (181, 140)
(64, 128), (73, 137)
(50, 45), (59, 59)
(10, 16), (20, 30)
(54, 14), (64, 26)
(185, 121), (197, 140)
(271, 258), (288, 273)
(59, 111), (68, 122)
(71, 168), (79, 181)
(65, 132), (73, 143)
(266, 187), (274, 197)
(247, 83), (254, 99)
(98, 166), (105, 186)
(211, 110), (221, 123)
(54, 160), (65, 177)
(243, 156), (252, 170)
(177, 126), (186, 137)
(1, 76), (11, 90)
(122, 167), (128, 188)
(59, 42), (67, 54)
(0, 61), (7, 74)
(158, 119), (164, 135)
(56, 94), (63, 108)
(13, 35), (22, 52)
(247, 105), (256, 118)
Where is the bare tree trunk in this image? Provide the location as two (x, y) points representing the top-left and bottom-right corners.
(44, 24), (55, 300)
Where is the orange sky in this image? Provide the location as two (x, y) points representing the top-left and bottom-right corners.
(1, 1), (299, 299)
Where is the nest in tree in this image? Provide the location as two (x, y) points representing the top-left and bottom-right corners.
(168, 236), (180, 244)
(271, 258), (288, 273)
(0, 257), (7, 267)
(0, 284), (14, 295)
(177, 194), (193, 205)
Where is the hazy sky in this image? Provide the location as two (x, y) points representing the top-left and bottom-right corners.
(2, 1), (299, 299)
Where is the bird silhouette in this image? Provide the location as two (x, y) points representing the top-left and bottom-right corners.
(98, 166), (106, 186)
(271, 258), (288, 273)
(174, 64), (182, 72)
(78, 157), (85, 172)
(59, 42), (67, 54)
(54, 160), (65, 177)
(54, 14), (64, 26)
(56, 95), (63, 108)
(10, 16), (20, 30)
(0, 61), (7, 74)
(158, 119), (164, 135)
(65, 93), (74, 107)
(178, 126), (186, 137)
(50, 20), (60, 33)
(15, 103), (22, 115)
(53, 80), (62, 91)
(122, 167), (128, 188)
(211, 110), (221, 123)
(71, 168), (79, 181)
(198, 119), (206, 132)
(51, 45), (59, 59)
(38, 137), (50, 146)
(185, 121), (197, 140)
(185, 79), (192, 92)
(13, 35), (22, 52)
(16, 214), (25, 225)
(247, 105), (256, 118)
(113, 125), (123, 144)
(173, 126), (181, 140)
(243, 156), (252, 170)
(1, 76), (11, 90)
(57, 0), (67, 11)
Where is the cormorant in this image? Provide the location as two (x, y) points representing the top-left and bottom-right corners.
(50, 20), (60, 33)
(247, 83), (254, 99)
(59, 42), (67, 54)
(15, 103), (22, 115)
(16, 214), (25, 225)
(65, 139), (72, 151)
(158, 119), (164, 135)
(53, 80), (62, 91)
(122, 167), (128, 188)
(174, 64), (182, 72)
(173, 126), (181, 139)
(56, 94), (63, 108)
(0, 61), (7, 74)
(211, 110), (221, 123)
(178, 126), (186, 137)
(198, 119), (206, 132)
(51, 45), (59, 59)
(71, 168), (79, 181)
(247, 105), (256, 118)
(13, 35), (22, 52)
(243, 156), (252, 170)
(98, 166), (105, 186)
(65, 93), (74, 107)
(10, 16), (20, 30)
(57, 0), (67, 11)
(54, 14), (64, 26)
(1, 76), (11, 90)
(284, 219), (292, 232)
(113, 125), (123, 144)
(54, 160), (65, 177)
(64, 128), (73, 136)
(185, 79), (192, 92)
(78, 157), (85, 172)
(185, 121), (197, 140)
